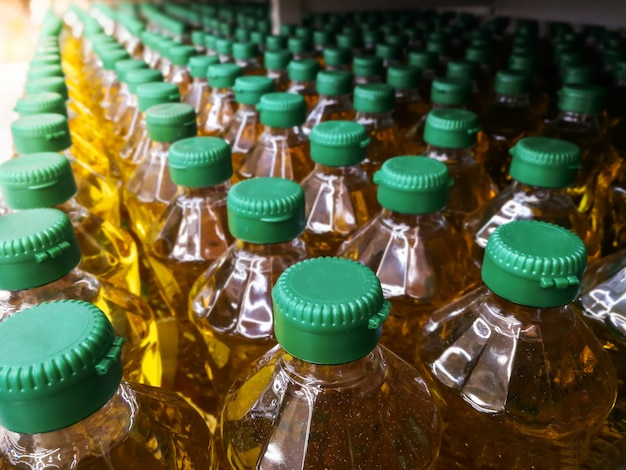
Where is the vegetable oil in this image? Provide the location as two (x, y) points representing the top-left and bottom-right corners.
(287, 58), (320, 111)
(302, 70), (354, 135)
(387, 65), (429, 134)
(264, 49), (292, 91)
(183, 55), (219, 115)
(198, 63), (242, 137)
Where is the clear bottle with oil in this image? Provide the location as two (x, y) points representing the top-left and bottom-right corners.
(301, 121), (379, 257)
(222, 76), (275, 173)
(97, 47), (131, 120)
(165, 44), (196, 98)
(0, 209), (161, 387)
(287, 58), (320, 111)
(446, 59), (485, 115)
(264, 49), (292, 91)
(464, 136), (600, 267)
(288, 36), (315, 61)
(0, 299), (215, 470)
(338, 156), (480, 363)
(422, 108), (497, 231)
(322, 47), (352, 72)
(408, 51), (438, 104)
(302, 70), (354, 136)
(198, 63), (242, 137)
(220, 256), (441, 470)
(387, 65), (428, 134)
(353, 55), (384, 85)
(416, 220), (618, 469)
(109, 58), (148, 126)
(233, 42), (264, 76)
(216, 38), (234, 64)
(182, 55), (219, 115)
(236, 92), (312, 182)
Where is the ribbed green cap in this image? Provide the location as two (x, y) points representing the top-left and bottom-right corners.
(323, 47), (351, 67)
(27, 64), (64, 80)
(99, 48), (131, 71)
(14, 92), (67, 117)
(426, 38), (448, 55)
(126, 68), (164, 94)
(257, 92), (306, 127)
(272, 257), (390, 364)
(424, 108), (480, 149)
(207, 63), (242, 88)
(558, 84), (605, 114)
(288, 37), (313, 55)
(375, 43), (402, 61)
(11, 113), (71, 154)
(233, 41), (259, 60)
(188, 55), (220, 78)
(313, 30), (333, 47)
(227, 177), (305, 243)
(264, 49), (292, 70)
(430, 77), (471, 105)
(336, 33), (359, 49)
(137, 82), (180, 112)
(509, 137), (581, 188)
(114, 58), (148, 83)
(386, 65), (421, 90)
(235, 28), (250, 42)
(146, 103), (197, 143)
(447, 60), (479, 80)
(266, 35), (288, 52)
(191, 30), (206, 46)
(215, 38), (233, 56)
(310, 121), (369, 166)
(508, 54), (537, 73)
(24, 77), (68, 100)
(353, 83), (395, 113)
(482, 220), (587, 307)
(465, 45), (491, 64)
(373, 156), (453, 214)
(250, 31), (268, 48)
(169, 44), (197, 66)
(316, 70), (353, 96)
(0, 153), (77, 209)
(494, 70), (531, 95)
(408, 51), (437, 70)
(0, 209), (81, 289)
(30, 54), (61, 67)
(168, 137), (232, 187)
(204, 33), (217, 50)
(0, 300), (123, 433)
(353, 56), (383, 78)
(561, 65), (595, 86)
(233, 76), (275, 105)
(288, 58), (320, 82)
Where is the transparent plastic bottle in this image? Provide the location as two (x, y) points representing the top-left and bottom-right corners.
(288, 36), (315, 61)
(422, 108), (498, 231)
(287, 58), (320, 111)
(417, 220), (618, 469)
(165, 44), (196, 97)
(204, 33), (218, 57)
(387, 65), (428, 134)
(222, 76), (275, 173)
(216, 38), (235, 64)
(183, 55), (219, 115)
(408, 51), (438, 104)
(233, 41), (264, 76)
(0, 209), (161, 387)
(339, 156), (480, 363)
(236, 92), (312, 182)
(302, 70), (354, 135)
(191, 30), (206, 54)
(198, 63), (242, 137)
(264, 49), (292, 91)
(322, 47), (352, 72)
(301, 120), (379, 257)
(11, 113), (120, 226)
(464, 136), (600, 266)
(446, 59), (485, 115)
(109, 58), (148, 126)
(353, 55), (384, 86)
(221, 256), (441, 470)
(0, 299), (214, 469)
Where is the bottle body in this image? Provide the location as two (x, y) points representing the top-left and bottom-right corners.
(393, 88), (429, 133)
(356, 112), (409, 178)
(287, 80), (318, 111)
(221, 105), (263, 173)
(183, 78), (211, 115)
(199, 88), (238, 136)
(118, 118), (149, 185)
(302, 94), (355, 135)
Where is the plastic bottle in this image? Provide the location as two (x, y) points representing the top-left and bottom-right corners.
(236, 92), (312, 182)
(0, 209), (161, 387)
(387, 65), (428, 134)
(422, 108), (497, 230)
(302, 70), (354, 135)
(264, 49), (292, 91)
(216, 38), (234, 64)
(353, 55), (384, 85)
(323, 47), (352, 72)
(376, 42), (403, 68)
(407, 51), (438, 104)
(222, 76), (275, 173)
(0, 299), (214, 469)
(287, 58), (320, 111)
(109, 58), (148, 125)
(446, 59), (485, 115)
(11, 113), (120, 226)
(183, 55), (219, 115)
(165, 44), (196, 97)
(221, 256), (441, 470)
(417, 220), (618, 469)
(96, 46), (131, 120)
(233, 41), (264, 76)
(198, 63), (242, 137)
(338, 156), (479, 363)
(288, 36), (315, 61)
(300, 121), (379, 257)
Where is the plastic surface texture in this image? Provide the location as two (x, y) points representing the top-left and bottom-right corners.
(168, 137), (233, 187)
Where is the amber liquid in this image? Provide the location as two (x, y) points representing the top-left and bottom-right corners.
(393, 88), (430, 134)
(596, 159), (626, 255)
(183, 78), (211, 115)
(118, 119), (149, 185)
(287, 80), (319, 111)
(168, 65), (192, 98)
(302, 95), (355, 135)
(198, 88), (238, 137)
(221, 105), (264, 174)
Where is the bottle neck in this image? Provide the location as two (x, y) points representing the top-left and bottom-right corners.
(491, 92), (530, 108)
(235, 238), (302, 256)
(261, 125), (305, 138)
(191, 77), (209, 86)
(555, 109), (603, 130)
(210, 86), (234, 98)
(312, 162), (364, 175)
(509, 180), (568, 198)
(235, 103), (257, 115)
(54, 197), (89, 222)
(423, 144), (475, 163)
(380, 208), (447, 228)
(355, 110), (395, 128)
(431, 101), (467, 111)
(181, 182), (231, 199)
(394, 87), (421, 103)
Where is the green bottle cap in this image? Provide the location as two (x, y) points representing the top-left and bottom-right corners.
(310, 121), (369, 166)
(233, 41), (259, 60)
(27, 64), (64, 80)
(264, 49), (292, 70)
(561, 65), (595, 86)
(316, 70), (353, 96)
(168, 136), (232, 187)
(233, 76), (275, 105)
(137, 82), (180, 112)
(126, 68), (163, 94)
(99, 48), (131, 71)
(169, 44), (196, 66)
(424, 108), (480, 149)
(386, 65), (421, 90)
(295, 26), (313, 41)
(408, 51), (437, 70)
(0, 153), (77, 209)
(146, 103), (197, 143)
(353, 83), (395, 113)
(266, 35), (288, 52)
(373, 156), (453, 214)
(353, 56), (383, 78)
(447, 60), (479, 80)
(280, 24), (295, 36)
(482, 220), (587, 307)
(257, 92), (306, 127)
(336, 33), (359, 49)
(287, 58), (320, 82)
(14, 92), (67, 117)
(557, 84), (605, 114)
(30, 54), (61, 67)
(204, 33), (216, 51)
(188, 55), (220, 78)
(288, 37), (313, 55)
(313, 30), (332, 47)
(250, 31), (268, 48)
(509, 137), (581, 188)
(465, 45), (491, 64)
(494, 70), (531, 95)
(11, 113), (71, 154)
(191, 30), (206, 46)
(0, 299), (123, 433)
(323, 47), (351, 67)
(508, 54), (537, 73)
(430, 77), (471, 105)
(114, 58), (148, 83)
(0, 209), (81, 289)
(215, 38), (233, 56)
(24, 77), (68, 100)
(207, 63), (242, 88)
(426, 37), (448, 55)
(375, 43), (402, 61)
(272, 257), (390, 364)
(556, 51), (583, 68)
(362, 29), (382, 46)
(227, 177), (305, 243)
